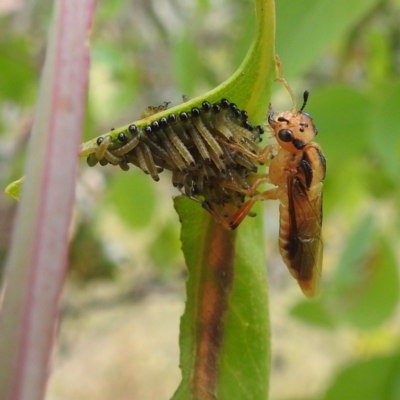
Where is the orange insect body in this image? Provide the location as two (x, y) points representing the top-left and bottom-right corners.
(266, 99), (326, 298)
(226, 65), (326, 298)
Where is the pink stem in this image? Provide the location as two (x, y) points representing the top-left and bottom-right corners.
(0, 1), (95, 399)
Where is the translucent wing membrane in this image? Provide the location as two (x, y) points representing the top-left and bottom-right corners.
(284, 176), (323, 298)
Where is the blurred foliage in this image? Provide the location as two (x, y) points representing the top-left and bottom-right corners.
(322, 352), (400, 400)
(1, 0), (400, 399)
(69, 221), (117, 283)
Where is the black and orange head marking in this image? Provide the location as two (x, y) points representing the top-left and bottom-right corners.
(268, 91), (318, 153)
(268, 111), (317, 153)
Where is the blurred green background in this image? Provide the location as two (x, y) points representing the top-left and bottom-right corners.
(1, 0), (400, 399)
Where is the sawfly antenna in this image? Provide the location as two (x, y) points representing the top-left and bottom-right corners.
(299, 90), (309, 112)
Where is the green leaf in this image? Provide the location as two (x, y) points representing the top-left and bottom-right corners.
(333, 234), (399, 330)
(170, 1), (274, 397)
(0, 36), (37, 104)
(4, 178), (23, 201)
(322, 159), (372, 217)
(367, 81), (400, 184)
(366, 29), (392, 86)
(308, 86), (370, 167)
(308, 87), (371, 215)
(217, 206), (269, 399)
(290, 298), (335, 329)
(332, 215), (376, 296)
(322, 353), (400, 400)
(172, 198), (269, 400)
(171, 35), (205, 96)
(276, 0), (379, 79)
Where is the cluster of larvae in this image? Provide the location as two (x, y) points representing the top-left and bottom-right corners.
(87, 99), (266, 222)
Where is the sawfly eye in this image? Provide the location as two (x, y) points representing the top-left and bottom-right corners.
(278, 129), (293, 142)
